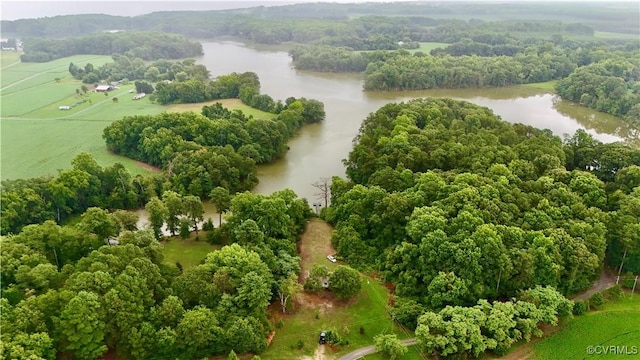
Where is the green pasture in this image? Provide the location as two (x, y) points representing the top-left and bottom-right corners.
(521, 80), (558, 93)
(409, 42), (450, 54)
(364, 345), (424, 360)
(0, 51), (21, 68)
(0, 53), (275, 181)
(534, 293), (640, 360)
(162, 235), (220, 269)
(1, 54), (112, 93)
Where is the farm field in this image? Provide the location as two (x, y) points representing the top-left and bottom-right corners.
(0, 53), (274, 181)
(533, 293), (640, 360)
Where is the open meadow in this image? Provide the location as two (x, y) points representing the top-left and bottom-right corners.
(533, 293), (640, 360)
(0, 52), (274, 181)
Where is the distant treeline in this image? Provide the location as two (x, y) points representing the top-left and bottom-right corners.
(20, 31), (203, 62)
(2, 2), (638, 40)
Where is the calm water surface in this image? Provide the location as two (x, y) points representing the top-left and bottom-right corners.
(193, 41), (637, 204)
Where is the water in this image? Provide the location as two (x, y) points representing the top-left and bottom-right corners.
(136, 40), (638, 225)
(195, 41), (637, 202)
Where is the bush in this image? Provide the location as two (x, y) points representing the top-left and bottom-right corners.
(206, 229), (222, 244)
(603, 285), (623, 300)
(589, 292), (605, 309)
(276, 319), (284, 329)
(621, 272), (637, 289)
(573, 300), (589, 315)
(179, 219), (191, 239)
(202, 218), (215, 231)
(297, 339), (304, 349)
(325, 329), (342, 346)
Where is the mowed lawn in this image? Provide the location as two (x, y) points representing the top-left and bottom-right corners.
(261, 219), (413, 360)
(534, 293), (640, 360)
(162, 235), (221, 269)
(0, 53), (275, 181)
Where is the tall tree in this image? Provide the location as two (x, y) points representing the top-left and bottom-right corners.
(144, 197), (167, 240)
(162, 191), (183, 236)
(374, 334), (408, 360)
(57, 291), (107, 360)
(312, 177), (332, 208)
(209, 186), (231, 225)
(328, 265), (362, 300)
(183, 195), (204, 233)
(277, 274), (303, 313)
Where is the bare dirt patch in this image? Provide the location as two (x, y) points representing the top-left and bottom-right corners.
(300, 345), (333, 360)
(573, 268), (617, 301)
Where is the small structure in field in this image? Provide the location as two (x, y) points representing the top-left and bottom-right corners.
(133, 93), (146, 100)
(95, 85), (114, 92)
(58, 105), (71, 110)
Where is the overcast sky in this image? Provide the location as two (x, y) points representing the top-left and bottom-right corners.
(1, 0), (381, 20)
(1, 0), (631, 21)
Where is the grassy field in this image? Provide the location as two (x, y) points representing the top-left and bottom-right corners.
(533, 293), (640, 360)
(161, 235), (220, 269)
(408, 42), (450, 54)
(521, 80), (558, 93)
(363, 345), (424, 360)
(0, 53), (274, 181)
(261, 219), (413, 360)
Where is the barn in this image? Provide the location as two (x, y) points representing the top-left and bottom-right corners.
(95, 85), (114, 92)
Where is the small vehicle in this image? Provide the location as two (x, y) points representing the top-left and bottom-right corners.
(327, 255), (337, 263)
(319, 331), (326, 344)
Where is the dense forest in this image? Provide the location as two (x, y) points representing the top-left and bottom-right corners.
(325, 99), (640, 331)
(20, 32), (202, 62)
(3, 2), (638, 38)
(2, 2), (639, 359)
(1, 188), (316, 359)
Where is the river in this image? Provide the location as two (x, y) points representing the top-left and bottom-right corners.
(192, 40), (638, 205)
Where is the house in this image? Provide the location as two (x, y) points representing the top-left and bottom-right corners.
(133, 93), (146, 100)
(95, 85), (114, 92)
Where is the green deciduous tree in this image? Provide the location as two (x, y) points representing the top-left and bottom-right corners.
(277, 274), (303, 313)
(374, 334), (408, 360)
(57, 291), (107, 360)
(329, 265), (361, 300)
(210, 186), (232, 225)
(144, 197), (167, 239)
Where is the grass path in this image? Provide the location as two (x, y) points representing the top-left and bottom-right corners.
(0, 59), (21, 70)
(260, 218), (414, 360)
